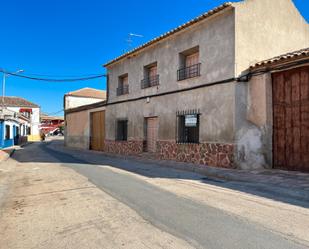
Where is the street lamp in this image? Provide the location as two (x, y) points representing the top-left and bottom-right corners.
(2, 69), (24, 111)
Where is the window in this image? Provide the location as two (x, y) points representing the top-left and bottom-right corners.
(5, 125), (10, 140)
(141, 63), (159, 88)
(117, 74), (129, 96)
(116, 120), (128, 141)
(176, 111), (200, 144)
(178, 46), (201, 81)
(27, 127), (31, 135)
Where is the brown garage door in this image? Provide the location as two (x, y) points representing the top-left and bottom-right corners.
(273, 66), (309, 172)
(146, 117), (158, 153)
(90, 111), (105, 151)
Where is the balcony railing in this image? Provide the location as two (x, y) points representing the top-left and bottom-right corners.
(141, 75), (160, 89)
(177, 63), (201, 81)
(116, 85), (129, 96)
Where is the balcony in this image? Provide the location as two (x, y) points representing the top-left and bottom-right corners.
(116, 85), (129, 96)
(177, 63), (201, 81)
(141, 75), (160, 89)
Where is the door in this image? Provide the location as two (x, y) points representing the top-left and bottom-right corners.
(90, 111), (105, 151)
(273, 66), (309, 172)
(146, 117), (158, 153)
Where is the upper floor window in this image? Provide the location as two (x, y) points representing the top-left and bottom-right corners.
(178, 46), (201, 81)
(117, 74), (129, 96)
(141, 63), (159, 89)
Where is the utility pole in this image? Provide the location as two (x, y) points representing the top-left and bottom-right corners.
(1, 69), (24, 112)
(2, 72), (6, 112)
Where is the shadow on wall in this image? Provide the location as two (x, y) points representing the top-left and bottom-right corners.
(11, 140), (309, 209)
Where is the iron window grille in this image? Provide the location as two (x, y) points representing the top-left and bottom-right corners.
(116, 85), (129, 96)
(177, 63), (201, 81)
(116, 120), (128, 141)
(141, 75), (160, 89)
(176, 109), (200, 144)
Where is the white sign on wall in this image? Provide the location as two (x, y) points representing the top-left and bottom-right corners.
(185, 114), (197, 127)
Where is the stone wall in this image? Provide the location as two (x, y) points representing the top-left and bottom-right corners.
(157, 141), (235, 168)
(104, 140), (143, 155)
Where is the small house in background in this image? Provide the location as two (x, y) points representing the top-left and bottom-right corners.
(64, 87), (106, 110)
(2, 97), (40, 142)
(64, 88), (106, 150)
(40, 113), (64, 135)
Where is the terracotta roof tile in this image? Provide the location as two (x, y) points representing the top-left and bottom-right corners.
(250, 47), (309, 70)
(66, 87), (106, 99)
(3, 96), (39, 108)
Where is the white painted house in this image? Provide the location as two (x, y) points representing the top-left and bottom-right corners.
(64, 88), (106, 110)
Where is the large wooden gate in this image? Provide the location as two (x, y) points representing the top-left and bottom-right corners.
(90, 111), (105, 151)
(146, 117), (158, 153)
(273, 66), (309, 172)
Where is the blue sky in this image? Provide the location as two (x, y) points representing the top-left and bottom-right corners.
(0, 0), (308, 115)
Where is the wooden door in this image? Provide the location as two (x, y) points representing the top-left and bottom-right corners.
(90, 111), (105, 151)
(273, 66), (309, 172)
(146, 117), (158, 153)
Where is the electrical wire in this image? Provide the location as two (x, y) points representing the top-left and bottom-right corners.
(0, 69), (107, 82)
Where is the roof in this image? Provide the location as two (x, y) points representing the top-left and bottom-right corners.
(103, 2), (233, 67)
(40, 114), (64, 121)
(66, 87), (106, 99)
(250, 47), (309, 70)
(3, 96), (39, 108)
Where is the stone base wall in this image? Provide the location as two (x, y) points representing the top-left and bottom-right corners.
(157, 141), (235, 168)
(105, 140), (143, 155)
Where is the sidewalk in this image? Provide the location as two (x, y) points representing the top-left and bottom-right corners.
(47, 139), (309, 204)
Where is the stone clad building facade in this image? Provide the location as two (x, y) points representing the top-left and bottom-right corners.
(103, 0), (309, 169)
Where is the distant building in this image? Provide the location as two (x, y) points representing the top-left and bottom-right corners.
(2, 96), (41, 142)
(40, 113), (64, 135)
(64, 88), (106, 150)
(64, 87), (106, 110)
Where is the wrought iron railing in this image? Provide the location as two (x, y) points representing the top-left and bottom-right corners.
(141, 75), (160, 89)
(177, 63), (201, 81)
(116, 85), (129, 96)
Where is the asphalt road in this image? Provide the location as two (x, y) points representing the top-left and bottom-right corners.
(13, 142), (308, 249)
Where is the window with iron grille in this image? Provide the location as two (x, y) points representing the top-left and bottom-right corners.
(117, 74), (129, 96)
(5, 125), (10, 140)
(176, 110), (200, 144)
(141, 63), (159, 89)
(178, 46), (201, 81)
(116, 120), (128, 141)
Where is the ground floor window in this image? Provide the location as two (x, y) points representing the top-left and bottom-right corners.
(27, 127), (31, 135)
(176, 110), (200, 144)
(5, 125), (10, 140)
(116, 120), (128, 141)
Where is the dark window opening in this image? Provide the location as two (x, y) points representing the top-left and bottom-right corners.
(27, 127), (31, 135)
(116, 120), (128, 141)
(176, 111), (200, 144)
(5, 125), (10, 140)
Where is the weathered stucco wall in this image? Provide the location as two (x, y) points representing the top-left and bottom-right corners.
(65, 110), (89, 149)
(106, 82), (236, 142)
(235, 73), (273, 169)
(107, 8), (235, 103)
(234, 0), (309, 75)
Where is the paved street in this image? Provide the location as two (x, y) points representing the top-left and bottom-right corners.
(0, 140), (309, 249)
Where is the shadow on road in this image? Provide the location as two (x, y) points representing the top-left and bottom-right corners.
(12, 140), (309, 209)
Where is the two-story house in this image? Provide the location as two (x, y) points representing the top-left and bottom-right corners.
(103, 0), (309, 170)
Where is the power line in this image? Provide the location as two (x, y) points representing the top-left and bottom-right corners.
(0, 69), (107, 82)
